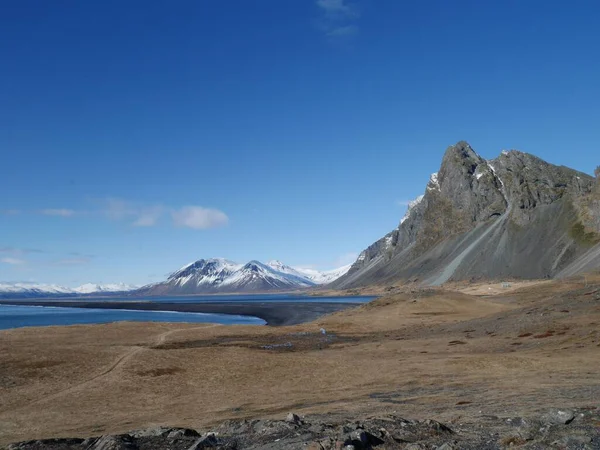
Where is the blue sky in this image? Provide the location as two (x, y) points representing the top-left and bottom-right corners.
(1, 0), (599, 286)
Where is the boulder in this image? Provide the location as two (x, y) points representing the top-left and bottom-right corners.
(187, 432), (220, 449)
(285, 412), (302, 424)
(542, 408), (575, 425)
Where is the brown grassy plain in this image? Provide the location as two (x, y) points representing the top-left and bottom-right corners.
(1, 274), (599, 446)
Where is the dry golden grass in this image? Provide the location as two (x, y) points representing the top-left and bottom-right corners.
(1, 275), (599, 445)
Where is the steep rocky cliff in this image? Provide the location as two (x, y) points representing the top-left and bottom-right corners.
(332, 141), (599, 288)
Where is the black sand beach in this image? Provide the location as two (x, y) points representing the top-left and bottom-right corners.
(0, 300), (360, 326)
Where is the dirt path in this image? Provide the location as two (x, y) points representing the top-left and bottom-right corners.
(5, 324), (219, 412)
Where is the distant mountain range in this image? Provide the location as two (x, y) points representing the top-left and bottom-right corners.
(0, 282), (137, 299)
(0, 260), (351, 298)
(138, 259), (351, 295)
(331, 141), (600, 289)
(7, 141), (595, 297)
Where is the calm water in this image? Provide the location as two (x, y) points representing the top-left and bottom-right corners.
(0, 305), (266, 330)
(0, 294), (373, 330)
(49, 293), (375, 304)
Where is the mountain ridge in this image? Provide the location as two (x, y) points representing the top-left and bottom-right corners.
(331, 141), (600, 289)
(0, 282), (137, 299)
(138, 258), (351, 295)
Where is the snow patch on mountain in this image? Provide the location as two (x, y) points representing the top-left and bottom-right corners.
(73, 283), (138, 294)
(400, 195), (424, 225)
(293, 264), (352, 284)
(142, 258), (352, 295)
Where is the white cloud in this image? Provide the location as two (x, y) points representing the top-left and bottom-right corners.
(316, 0), (360, 39)
(33, 199), (229, 230)
(40, 209), (76, 217)
(132, 206), (164, 227)
(1, 257), (26, 265)
(1, 209), (20, 215)
(102, 198), (164, 227)
(172, 206), (229, 230)
(316, 0), (357, 17)
(102, 198), (135, 220)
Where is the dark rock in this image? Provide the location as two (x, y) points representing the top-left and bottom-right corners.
(166, 428), (201, 440)
(422, 419), (454, 434)
(285, 412), (302, 424)
(7, 408), (600, 450)
(89, 435), (136, 450)
(542, 408), (576, 425)
(552, 434), (593, 446)
(130, 427), (172, 438)
(436, 444), (455, 450)
(187, 433), (220, 449)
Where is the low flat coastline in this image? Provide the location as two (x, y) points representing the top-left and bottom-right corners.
(0, 299), (360, 326)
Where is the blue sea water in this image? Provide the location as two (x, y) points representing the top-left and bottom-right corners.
(0, 294), (374, 330)
(40, 293), (375, 304)
(0, 304), (266, 330)
(143, 293), (374, 304)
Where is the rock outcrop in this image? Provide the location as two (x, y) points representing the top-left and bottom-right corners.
(8, 408), (600, 449)
(332, 141), (600, 288)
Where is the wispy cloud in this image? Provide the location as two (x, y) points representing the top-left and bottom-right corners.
(1, 209), (21, 215)
(52, 257), (92, 266)
(30, 199), (229, 231)
(0, 246), (45, 255)
(317, 0), (358, 17)
(102, 198), (135, 221)
(172, 206), (229, 230)
(101, 198), (165, 227)
(102, 199), (228, 230)
(316, 0), (360, 39)
(40, 208), (76, 217)
(132, 206), (164, 227)
(68, 251), (96, 258)
(1, 257), (26, 265)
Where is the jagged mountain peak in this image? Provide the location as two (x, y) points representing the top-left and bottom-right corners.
(442, 140), (480, 160)
(168, 258), (240, 281)
(332, 141), (600, 289)
(241, 260), (270, 272)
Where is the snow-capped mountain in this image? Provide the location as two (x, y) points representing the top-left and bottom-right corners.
(265, 260), (309, 278)
(139, 258), (350, 295)
(265, 260), (352, 285)
(0, 259), (351, 298)
(72, 283), (138, 294)
(293, 264), (353, 285)
(0, 282), (137, 299)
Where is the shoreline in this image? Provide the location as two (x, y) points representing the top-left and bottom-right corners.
(1, 276), (599, 446)
(0, 300), (361, 326)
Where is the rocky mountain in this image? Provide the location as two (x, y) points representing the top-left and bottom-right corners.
(331, 141), (600, 288)
(0, 282), (137, 299)
(139, 258), (351, 295)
